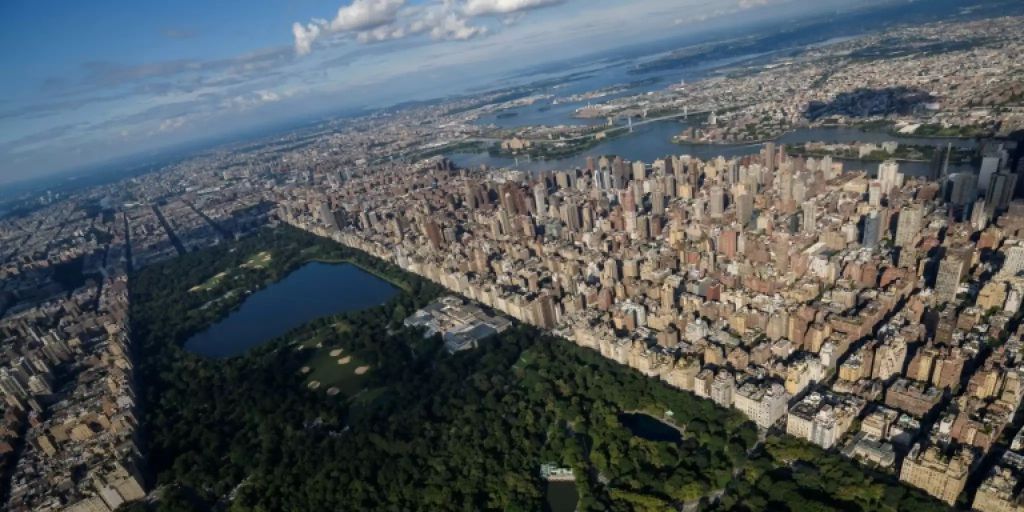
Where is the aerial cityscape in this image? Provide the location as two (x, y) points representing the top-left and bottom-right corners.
(2, 0), (1024, 511)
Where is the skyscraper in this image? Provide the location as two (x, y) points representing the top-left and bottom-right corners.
(632, 161), (646, 181)
(779, 169), (793, 204)
(868, 181), (883, 207)
(999, 241), (1024, 278)
(531, 294), (557, 329)
(986, 171), (1018, 214)
(895, 204), (924, 248)
(423, 219), (445, 251)
(862, 209), (882, 249)
(318, 201), (339, 232)
(620, 188), (636, 213)
(935, 248), (970, 303)
(949, 173), (978, 207)
(802, 200), (817, 233)
(970, 199), (989, 231)
(736, 193), (754, 226)
(533, 183), (548, 219)
(718, 229), (738, 259)
(979, 155), (1000, 192)
(651, 184), (666, 216)
(878, 160), (902, 197)
(821, 155), (835, 179)
(763, 142), (776, 172)
(708, 187), (725, 218)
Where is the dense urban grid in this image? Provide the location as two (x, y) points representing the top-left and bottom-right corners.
(1, 12), (1024, 511)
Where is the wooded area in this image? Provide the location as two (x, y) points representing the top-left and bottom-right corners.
(125, 227), (948, 511)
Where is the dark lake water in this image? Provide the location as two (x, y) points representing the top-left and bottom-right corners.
(619, 413), (683, 443)
(545, 480), (579, 512)
(450, 123), (975, 179)
(184, 262), (398, 358)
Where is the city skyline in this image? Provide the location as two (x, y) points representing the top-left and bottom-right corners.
(1, 3), (1024, 511)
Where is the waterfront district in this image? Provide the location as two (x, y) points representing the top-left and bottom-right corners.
(1, 13), (1024, 512)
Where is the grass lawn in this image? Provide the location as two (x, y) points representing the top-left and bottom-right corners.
(190, 251), (273, 293)
(188, 271), (229, 293)
(303, 344), (371, 397)
(294, 319), (370, 397)
(332, 320), (351, 335)
(293, 321), (350, 348)
(241, 251), (273, 269)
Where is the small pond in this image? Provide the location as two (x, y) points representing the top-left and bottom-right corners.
(619, 412), (683, 443)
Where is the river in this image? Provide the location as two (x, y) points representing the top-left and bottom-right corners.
(184, 262), (398, 358)
(450, 122), (976, 179)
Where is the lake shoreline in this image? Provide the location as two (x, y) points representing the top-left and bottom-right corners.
(183, 261), (398, 358)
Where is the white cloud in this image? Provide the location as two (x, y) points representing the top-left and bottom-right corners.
(294, 0), (543, 54)
(256, 90), (281, 102)
(463, 0), (563, 16)
(408, 3), (488, 41)
(293, 20), (325, 55)
(502, 13), (525, 25)
(158, 116), (187, 132)
(331, 0), (405, 31)
(357, 25), (408, 43)
(221, 90), (286, 111)
(670, 0), (775, 27)
(292, 0), (405, 54)
(429, 11), (488, 40)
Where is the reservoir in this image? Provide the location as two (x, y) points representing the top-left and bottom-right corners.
(184, 262), (398, 358)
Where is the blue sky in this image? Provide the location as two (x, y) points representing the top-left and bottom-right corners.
(0, 0), (874, 185)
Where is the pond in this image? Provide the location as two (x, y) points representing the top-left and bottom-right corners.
(619, 412), (683, 443)
(545, 480), (579, 512)
(184, 262), (398, 358)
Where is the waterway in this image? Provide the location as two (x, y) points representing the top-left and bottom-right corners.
(184, 262), (398, 358)
(618, 412), (684, 443)
(777, 126), (977, 149)
(450, 122), (976, 179)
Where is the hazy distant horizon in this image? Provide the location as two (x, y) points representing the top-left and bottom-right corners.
(2, 0), (1017, 187)
(3, 0), (908, 186)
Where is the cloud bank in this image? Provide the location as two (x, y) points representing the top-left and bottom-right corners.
(331, 0), (404, 31)
(292, 0), (565, 55)
(464, 0), (564, 16)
